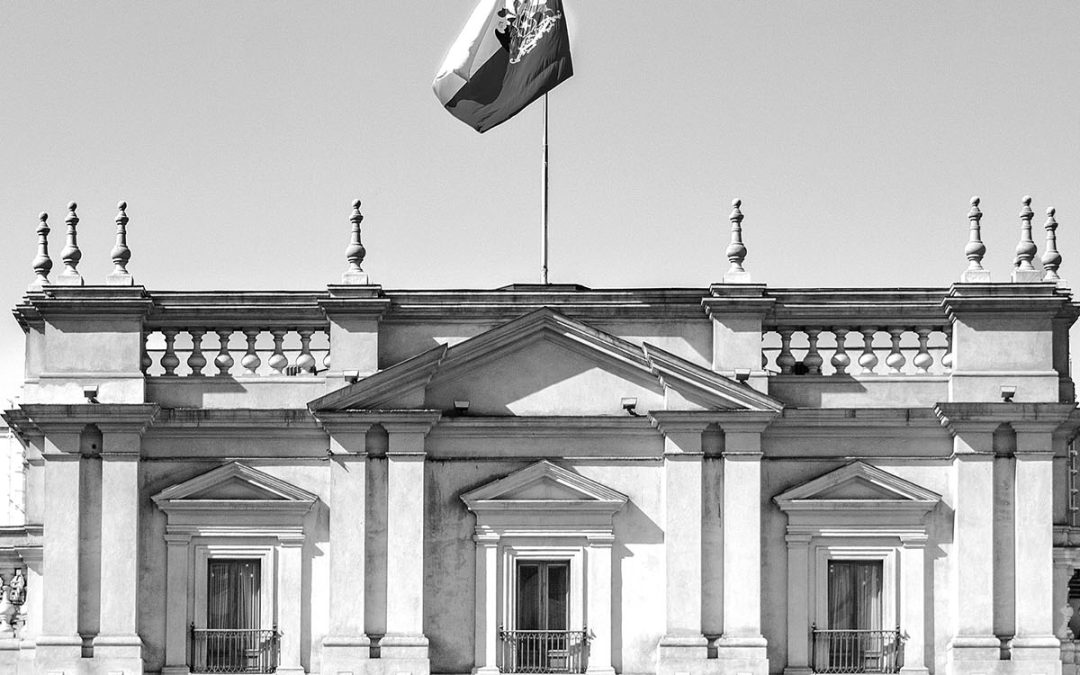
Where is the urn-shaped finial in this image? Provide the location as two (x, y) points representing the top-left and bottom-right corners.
(107, 200), (135, 285)
(342, 198), (370, 284)
(1012, 195), (1041, 282)
(29, 212), (53, 290)
(1042, 206), (1062, 283)
(723, 198), (751, 283)
(960, 196), (990, 282)
(56, 201), (84, 286)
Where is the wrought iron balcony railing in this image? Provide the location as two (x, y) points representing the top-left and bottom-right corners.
(811, 626), (903, 674)
(190, 625), (280, 674)
(499, 628), (589, 674)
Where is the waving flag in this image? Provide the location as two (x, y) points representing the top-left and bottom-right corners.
(433, 0), (573, 133)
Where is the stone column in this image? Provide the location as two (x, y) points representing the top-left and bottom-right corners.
(277, 537), (305, 675)
(586, 534), (615, 675)
(380, 413), (439, 675)
(717, 419), (769, 675)
(784, 534), (812, 675)
(652, 413), (708, 675)
(34, 430), (83, 673)
(93, 427), (144, 673)
(162, 532), (192, 675)
(946, 424), (999, 673)
(1012, 425), (1061, 670)
(899, 535), (929, 675)
(472, 533), (499, 675)
(320, 419), (371, 674)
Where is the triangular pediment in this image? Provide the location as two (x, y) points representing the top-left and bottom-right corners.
(152, 462), (318, 504)
(462, 460), (628, 509)
(774, 461), (941, 509)
(309, 308), (783, 415)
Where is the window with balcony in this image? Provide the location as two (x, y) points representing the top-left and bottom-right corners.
(501, 561), (588, 674)
(812, 561), (901, 674)
(191, 559), (280, 674)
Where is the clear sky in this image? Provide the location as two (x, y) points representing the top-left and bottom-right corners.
(0, 1), (1077, 403)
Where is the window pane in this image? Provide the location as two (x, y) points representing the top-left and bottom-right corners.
(827, 561), (882, 630)
(208, 559), (261, 630)
(517, 564), (541, 630)
(546, 564), (568, 631)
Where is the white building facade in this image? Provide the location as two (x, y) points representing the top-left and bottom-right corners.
(3, 199), (1080, 675)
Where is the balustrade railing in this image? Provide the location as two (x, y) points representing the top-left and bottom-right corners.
(762, 326), (951, 376)
(499, 629), (589, 674)
(143, 327), (330, 378)
(190, 626), (280, 674)
(811, 626), (902, 674)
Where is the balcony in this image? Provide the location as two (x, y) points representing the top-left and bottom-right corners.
(811, 626), (903, 674)
(190, 626), (280, 674)
(499, 629), (589, 674)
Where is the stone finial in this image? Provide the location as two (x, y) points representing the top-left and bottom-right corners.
(29, 212), (53, 290)
(56, 201), (84, 286)
(1042, 207), (1063, 283)
(1012, 195), (1041, 282)
(722, 198), (751, 283)
(342, 198), (370, 284)
(106, 201), (134, 285)
(961, 196), (990, 282)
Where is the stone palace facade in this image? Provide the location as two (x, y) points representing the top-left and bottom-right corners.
(4, 197), (1080, 675)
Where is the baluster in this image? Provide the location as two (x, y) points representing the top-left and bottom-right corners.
(941, 329), (954, 371)
(831, 328), (851, 375)
(187, 329), (207, 376)
(885, 327), (907, 374)
(858, 328), (879, 374)
(29, 212), (52, 290)
(57, 202), (83, 285)
(776, 327), (796, 375)
(1043, 207), (1062, 282)
(913, 327), (933, 374)
(214, 329), (235, 376)
(804, 328), (823, 375)
(268, 329), (288, 374)
(241, 329), (262, 376)
(140, 331), (153, 375)
(296, 329), (316, 374)
(323, 328), (332, 370)
(161, 329), (180, 376)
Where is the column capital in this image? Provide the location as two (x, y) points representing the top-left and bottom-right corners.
(164, 532), (192, 545)
(785, 533), (812, 546)
(900, 533), (929, 548)
(586, 533), (616, 546)
(473, 530), (500, 545)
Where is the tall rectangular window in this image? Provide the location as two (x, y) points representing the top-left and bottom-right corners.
(827, 560), (882, 630)
(208, 559), (261, 630)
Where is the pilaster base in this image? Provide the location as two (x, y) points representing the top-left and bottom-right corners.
(162, 667), (192, 675)
(322, 634), (371, 674)
(471, 667), (501, 675)
(783, 667), (813, 675)
(947, 635), (1001, 675)
(1010, 635), (1063, 675)
(380, 634), (430, 675)
(92, 633), (144, 674)
(658, 635), (709, 675)
(714, 635), (769, 675)
(899, 667), (930, 675)
(34, 634), (83, 674)
(0, 638), (20, 675)
(585, 666), (617, 675)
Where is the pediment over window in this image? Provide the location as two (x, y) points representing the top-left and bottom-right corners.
(774, 462), (940, 533)
(152, 462), (316, 535)
(309, 308), (783, 415)
(462, 461), (628, 534)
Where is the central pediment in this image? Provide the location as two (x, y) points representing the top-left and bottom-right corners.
(309, 308), (782, 415)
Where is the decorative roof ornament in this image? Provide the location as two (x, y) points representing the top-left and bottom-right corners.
(106, 201), (134, 285)
(56, 201), (84, 286)
(342, 198), (370, 285)
(960, 196), (990, 282)
(723, 198), (751, 283)
(29, 212), (52, 290)
(1012, 196), (1041, 282)
(1042, 207), (1063, 284)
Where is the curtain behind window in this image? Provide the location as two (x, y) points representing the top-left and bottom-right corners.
(828, 561), (882, 630)
(208, 559), (261, 630)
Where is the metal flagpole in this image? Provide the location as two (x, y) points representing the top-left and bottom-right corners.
(541, 93), (549, 284)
